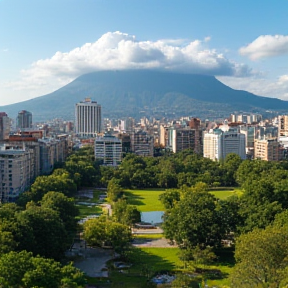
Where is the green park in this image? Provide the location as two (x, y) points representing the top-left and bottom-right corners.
(1, 147), (288, 287)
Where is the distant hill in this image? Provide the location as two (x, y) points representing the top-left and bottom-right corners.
(1, 70), (287, 122)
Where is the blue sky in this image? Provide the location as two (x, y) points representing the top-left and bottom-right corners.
(1, 0), (288, 106)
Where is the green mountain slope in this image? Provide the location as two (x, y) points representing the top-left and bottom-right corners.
(1, 70), (287, 121)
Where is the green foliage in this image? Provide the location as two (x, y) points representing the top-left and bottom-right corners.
(107, 177), (123, 202)
(112, 199), (141, 226)
(65, 146), (100, 187)
(231, 225), (288, 287)
(16, 205), (68, 260)
(40, 191), (79, 237)
(83, 216), (131, 254)
(19, 171), (77, 206)
(0, 251), (85, 288)
(163, 184), (224, 248)
(159, 189), (180, 210)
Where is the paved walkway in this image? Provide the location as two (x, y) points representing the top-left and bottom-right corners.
(132, 227), (163, 234)
(73, 241), (113, 277)
(132, 237), (177, 248)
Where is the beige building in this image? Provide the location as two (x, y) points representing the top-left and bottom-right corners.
(203, 132), (221, 160)
(159, 125), (169, 148)
(279, 115), (288, 137)
(254, 138), (280, 161)
(0, 145), (35, 203)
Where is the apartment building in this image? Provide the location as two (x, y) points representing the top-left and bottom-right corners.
(95, 134), (122, 166)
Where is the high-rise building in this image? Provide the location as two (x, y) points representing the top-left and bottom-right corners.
(75, 98), (101, 137)
(203, 131), (221, 160)
(171, 127), (201, 153)
(278, 115), (288, 137)
(203, 129), (246, 161)
(0, 112), (10, 140)
(16, 110), (32, 129)
(95, 134), (122, 166)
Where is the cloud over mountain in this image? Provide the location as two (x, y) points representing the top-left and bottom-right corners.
(239, 35), (288, 60)
(6, 31), (251, 95)
(218, 73), (288, 100)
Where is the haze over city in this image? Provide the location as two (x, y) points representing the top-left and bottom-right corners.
(1, 0), (288, 106)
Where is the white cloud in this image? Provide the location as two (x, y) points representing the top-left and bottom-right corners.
(217, 74), (288, 100)
(5, 31), (251, 95)
(239, 35), (288, 60)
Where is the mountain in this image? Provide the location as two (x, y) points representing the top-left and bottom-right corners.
(1, 70), (288, 122)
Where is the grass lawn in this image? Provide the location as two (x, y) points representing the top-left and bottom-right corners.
(75, 189), (105, 219)
(101, 248), (180, 288)
(97, 247), (233, 287)
(124, 189), (166, 212)
(76, 204), (103, 219)
(209, 187), (243, 200)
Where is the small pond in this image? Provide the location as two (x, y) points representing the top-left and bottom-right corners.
(141, 211), (164, 224)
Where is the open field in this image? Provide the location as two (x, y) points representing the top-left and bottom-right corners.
(88, 247), (233, 287)
(209, 187), (243, 200)
(124, 189), (166, 212)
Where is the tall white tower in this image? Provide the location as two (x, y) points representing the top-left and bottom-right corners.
(75, 98), (101, 137)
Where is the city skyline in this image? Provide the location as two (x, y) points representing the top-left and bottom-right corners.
(1, 0), (288, 106)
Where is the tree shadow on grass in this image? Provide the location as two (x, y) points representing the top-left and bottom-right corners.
(214, 247), (235, 267)
(124, 191), (146, 206)
(108, 248), (176, 288)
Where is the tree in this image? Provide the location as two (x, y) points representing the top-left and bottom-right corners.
(112, 199), (141, 226)
(0, 251), (86, 288)
(221, 153), (242, 186)
(159, 189), (180, 210)
(19, 172), (77, 205)
(231, 225), (288, 287)
(16, 205), (68, 260)
(238, 177), (288, 232)
(83, 217), (131, 254)
(107, 178), (123, 202)
(40, 191), (79, 237)
(163, 185), (224, 248)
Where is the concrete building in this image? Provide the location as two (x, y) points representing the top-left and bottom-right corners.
(203, 129), (246, 161)
(240, 125), (257, 149)
(0, 112), (10, 140)
(254, 138), (281, 161)
(117, 133), (131, 154)
(203, 131), (221, 160)
(38, 137), (69, 175)
(0, 144), (35, 203)
(278, 115), (288, 137)
(159, 125), (169, 148)
(131, 130), (154, 157)
(231, 113), (262, 124)
(16, 110), (32, 129)
(95, 134), (122, 166)
(75, 98), (101, 137)
(171, 127), (201, 153)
